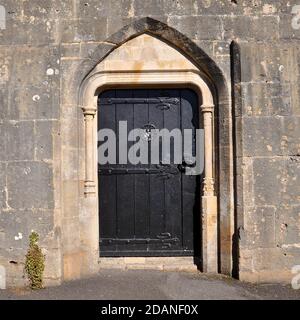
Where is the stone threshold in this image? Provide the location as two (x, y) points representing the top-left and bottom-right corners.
(98, 257), (199, 272)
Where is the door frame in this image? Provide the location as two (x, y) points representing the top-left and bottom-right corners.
(80, 70), (218, 273)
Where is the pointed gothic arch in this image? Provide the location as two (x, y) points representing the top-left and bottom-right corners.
(66, 18), (233, 279)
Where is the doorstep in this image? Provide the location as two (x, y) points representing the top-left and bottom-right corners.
(98, 257), (199, 272)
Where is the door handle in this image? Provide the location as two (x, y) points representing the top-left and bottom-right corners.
(178, 160), (196, 172)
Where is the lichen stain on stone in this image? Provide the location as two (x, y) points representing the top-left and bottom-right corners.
(32, 95), (40, 102)
(202, 0), (212, 8)
(262, 4), (277, 15)
(14, 233), (23, 241)
(46, 68), (54, 76)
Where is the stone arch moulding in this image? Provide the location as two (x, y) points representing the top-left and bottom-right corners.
(75, 18), (232, 277)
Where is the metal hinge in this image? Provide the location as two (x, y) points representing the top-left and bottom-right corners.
(98, 164), (179, 176)
(99, 97), (180, 110)
(100, 233), (180, 246)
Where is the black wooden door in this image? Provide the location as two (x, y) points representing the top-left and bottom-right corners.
(98, 89), (201, 257)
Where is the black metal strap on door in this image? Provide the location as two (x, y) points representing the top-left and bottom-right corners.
(100, 232), (180, 245)
(99, 97), (180, 110)
(98, 164), (179, 175)
(99, 97), (180, 105)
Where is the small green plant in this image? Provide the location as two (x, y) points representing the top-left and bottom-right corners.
(24, 232), (45, 290)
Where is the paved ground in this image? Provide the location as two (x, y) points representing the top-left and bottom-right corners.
(0, 269), (300, 300)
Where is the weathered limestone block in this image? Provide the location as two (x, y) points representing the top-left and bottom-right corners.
(196, 0), (238, 15)
(242, 117), (283, 157)
(291, 83), (300, 115)
(79, 0), (134, 18)
(61, 43), (81, 59)
(243, 206), (276, 249)
(0, 0), (72, 45)
(282, 117), (300, 157)
(0, 15), (54, 45)
(0, 87), (9, 120)
(35, 120), (55, 161)
(24, 48), (60, 85)
(133, 0), (167, 17)
(22, 0), (73, 19)
(223, 15), (279, 41)
(239, 157), (255, 209)
(239, 247), (298, 283)
(213, 41), (230, 57)
(239, 43), (298, 84)
(168, 15), (223, 41)
(4, 121), (35, 161)
(7, 162), (54, 209)
(42, 248), (62, 286)
(275, 205), (300, 247)
(0, 209), (53, 250)
(61, 17), (108, 43)
(10, 85), (59, 120)
(285, 156), (300, 204)
(241, 82), (292, 116)
(252, 158), (285, 206)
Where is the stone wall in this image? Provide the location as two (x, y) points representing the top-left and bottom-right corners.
(235, 41), (300, 282)
(0, 0), (299, 286)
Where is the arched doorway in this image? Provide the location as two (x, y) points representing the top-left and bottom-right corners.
(79, 32), (221, 273)
(61, 18), (234, 282)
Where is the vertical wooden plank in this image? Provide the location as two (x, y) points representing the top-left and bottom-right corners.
(115, 89), (135, 243)
(163, 89), (182, 250)
(133, 90), (150, 246)
(98, 89), (117, 253)
(148, 90), (165, 249)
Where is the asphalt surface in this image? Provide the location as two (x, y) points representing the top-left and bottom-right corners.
(0, 269), (299, 300)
